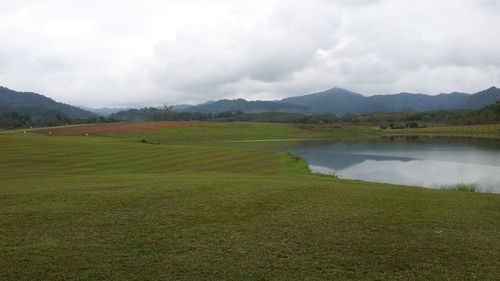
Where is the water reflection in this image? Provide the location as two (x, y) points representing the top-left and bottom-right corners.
(287, 137), (500, 193)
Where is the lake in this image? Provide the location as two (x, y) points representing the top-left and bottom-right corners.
(286, 136), (500, 193)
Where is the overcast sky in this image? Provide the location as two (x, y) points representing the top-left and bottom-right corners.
(1, 0), (499, 107)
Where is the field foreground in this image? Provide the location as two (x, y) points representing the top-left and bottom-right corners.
(1, 122), (499, 280)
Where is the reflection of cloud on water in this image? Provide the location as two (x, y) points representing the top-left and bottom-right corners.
(292, 151), (414, 171)
(334, 160), (500, 193)
(291, 141), (500, 193)
(293, 142), (500, 167)
(353, 150), (500, 167)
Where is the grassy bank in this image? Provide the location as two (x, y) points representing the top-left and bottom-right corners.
(384, 123), (500, 139)
(1, 122), (499, 280)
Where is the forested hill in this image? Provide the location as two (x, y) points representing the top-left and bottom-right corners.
(178, 98), (308, 114)
(283, 86), (500, 114)
(0, 86), (96, 128)
(0, 86), (96, 119)
(178, 87), (500, 115)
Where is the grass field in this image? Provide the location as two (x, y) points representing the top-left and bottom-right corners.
(385, 123), (500, 139)
(1, 122), (499, 280)
(34, 121), (197, 136)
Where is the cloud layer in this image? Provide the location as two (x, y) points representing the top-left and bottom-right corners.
(0, 0), (499, 107)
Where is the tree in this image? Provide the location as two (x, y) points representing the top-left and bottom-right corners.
(163, 104), (174, 120)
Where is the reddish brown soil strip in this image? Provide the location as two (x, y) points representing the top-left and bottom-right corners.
(35, 121), (197, 136)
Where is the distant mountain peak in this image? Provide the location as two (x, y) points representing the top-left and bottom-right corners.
(176, 97), (308, 114)
(476, 86), (500, 94)
(318, 87), (364, 96)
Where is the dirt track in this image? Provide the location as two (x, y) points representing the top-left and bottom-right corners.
(36, 121), (197, 136)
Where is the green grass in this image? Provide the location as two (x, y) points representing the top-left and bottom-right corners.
(123, 122), (379, 144)
(441, 183), (479, 192)
(0, 133), (306, 180)
(1, 122), (499, 280)
(385, 123), (500, 139)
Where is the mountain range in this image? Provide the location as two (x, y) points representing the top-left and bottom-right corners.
(178, 87), (500, 115)
(1, 85), (500, 121)
(176, 98), (309, 114)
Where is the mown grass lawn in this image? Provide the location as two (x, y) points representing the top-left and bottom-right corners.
(1, 122), (499, 280)
(119, 122), (379, 143)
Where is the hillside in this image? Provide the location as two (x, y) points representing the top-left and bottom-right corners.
(282, 87), (500, 115)
(465, 86), (500, 109)
(280, 87), (365, 115)
(360, 92), (471, 113)
(0, 86), (96, 128)
(0, 86), (95, 119)
(110, 107), (165, 121)
(181, 98), (309, 114)
(177, 87), (500, 115)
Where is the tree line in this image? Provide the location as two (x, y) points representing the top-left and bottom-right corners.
(0, 111), (116, 129)
(2, 101), (498, 130)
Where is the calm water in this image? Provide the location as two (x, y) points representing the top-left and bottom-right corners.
(286, 137), (500, 193)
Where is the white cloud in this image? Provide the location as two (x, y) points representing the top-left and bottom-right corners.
(0, 0), (499, 107)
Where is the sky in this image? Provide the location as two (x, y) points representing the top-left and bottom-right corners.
(0, 0), (499, 108)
